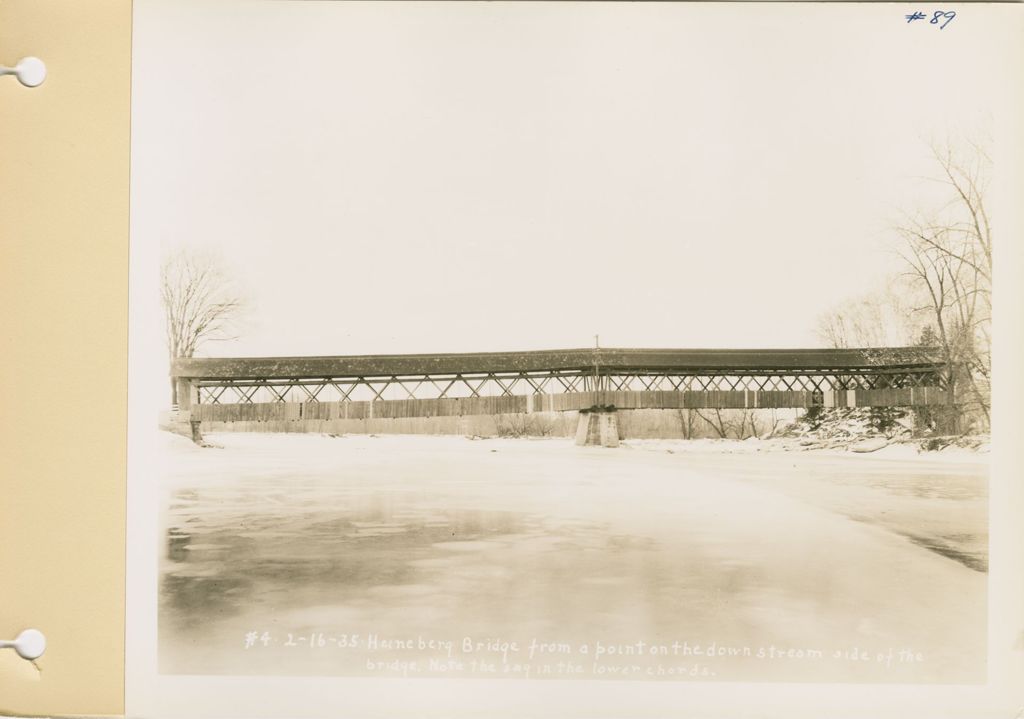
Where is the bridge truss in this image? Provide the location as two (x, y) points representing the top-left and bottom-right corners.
(173, 348), (947, 406)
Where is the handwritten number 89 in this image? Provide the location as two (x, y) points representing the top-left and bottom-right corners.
(931, 11), (956, 29)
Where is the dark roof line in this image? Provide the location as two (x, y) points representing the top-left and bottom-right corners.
(171, 347), (945, 379)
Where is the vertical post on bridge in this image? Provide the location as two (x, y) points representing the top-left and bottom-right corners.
(575, 338), (619, 447)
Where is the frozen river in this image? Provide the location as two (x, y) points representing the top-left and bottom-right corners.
(158, 432), (987, 683)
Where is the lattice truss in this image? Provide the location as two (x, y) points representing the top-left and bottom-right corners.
(195, 367), (943, 404)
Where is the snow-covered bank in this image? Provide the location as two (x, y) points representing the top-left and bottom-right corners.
(771, 406), (990, 457)
(166, 424), (990, 461)
(623, 435), (989, 462)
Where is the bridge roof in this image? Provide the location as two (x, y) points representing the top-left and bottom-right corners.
(171, 347), (945, 380)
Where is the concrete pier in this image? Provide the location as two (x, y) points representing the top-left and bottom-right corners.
(575, 407), (620, 447)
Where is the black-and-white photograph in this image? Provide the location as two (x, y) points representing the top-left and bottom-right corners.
(130, 0), (1003, 690)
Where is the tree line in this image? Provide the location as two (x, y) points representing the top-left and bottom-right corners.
(817, 137), (992, 433)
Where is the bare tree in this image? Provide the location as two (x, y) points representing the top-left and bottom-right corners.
(694, 408), (731, 439)
(162, 249), (244, 404)
(734, 410), (762, 440)
(816, 279), (925, 349)
(675, 408), (698, 439)
(763, 408), (786, 439)
(817, 136), (992, 432)
(895, 138), (992, 429)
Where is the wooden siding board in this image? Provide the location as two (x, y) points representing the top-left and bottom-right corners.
(193, 386), (951, 424)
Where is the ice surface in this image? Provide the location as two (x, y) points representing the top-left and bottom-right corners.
(156, 431), (987, 683)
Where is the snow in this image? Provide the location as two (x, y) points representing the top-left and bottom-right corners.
(156, 430), (988, 683)
(625, 435), (988, 462)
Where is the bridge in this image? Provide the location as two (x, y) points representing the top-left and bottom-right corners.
(170, 347), (950, 444)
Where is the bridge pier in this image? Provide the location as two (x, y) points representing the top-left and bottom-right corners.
(175, 377), (198, 410)
(575, 407), (620, 448)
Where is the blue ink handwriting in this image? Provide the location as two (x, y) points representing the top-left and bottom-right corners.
(906, 10), (956, 29)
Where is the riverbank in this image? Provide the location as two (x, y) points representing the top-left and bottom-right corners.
(623, 435), (990, 460)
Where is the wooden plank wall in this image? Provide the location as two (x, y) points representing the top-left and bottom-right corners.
(193, 395), (529, 422)
(193, 388), (949, 423)
(821, 387), (948, 408)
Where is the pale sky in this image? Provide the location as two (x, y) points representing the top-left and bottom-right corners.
(131, 0), (1015, 357)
